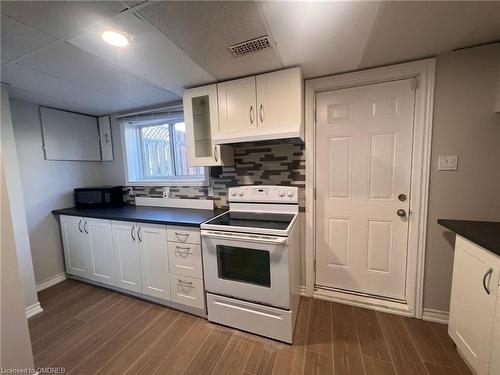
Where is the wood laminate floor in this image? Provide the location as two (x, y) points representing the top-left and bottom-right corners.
(29, 280), (472, 375)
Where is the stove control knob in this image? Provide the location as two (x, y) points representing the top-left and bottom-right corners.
(287, 189), (294, 197)
(278, 189), (285, 197)
(230, 190), (237, 197)
(238, 190), (244, 196)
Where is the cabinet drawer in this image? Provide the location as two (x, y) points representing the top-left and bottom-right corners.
(168, 242), (202, 279)
(170, 275), (205, 310)
(167, 226), (200, 245)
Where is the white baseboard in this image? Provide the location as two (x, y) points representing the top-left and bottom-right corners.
(422, 308), (449, 324)
(25, 302), (43, 319)
(36, 272), (67, 292)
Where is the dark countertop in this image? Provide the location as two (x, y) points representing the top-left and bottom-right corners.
(438, 219), (500, 257)
(52, 205), (227, 227)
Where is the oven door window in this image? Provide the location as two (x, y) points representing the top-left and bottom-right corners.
(216, 245), (271, 287)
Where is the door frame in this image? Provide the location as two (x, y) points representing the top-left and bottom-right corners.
(304, 59), (436, 318)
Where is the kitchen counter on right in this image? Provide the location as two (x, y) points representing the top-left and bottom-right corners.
(438, 219), (500, 257)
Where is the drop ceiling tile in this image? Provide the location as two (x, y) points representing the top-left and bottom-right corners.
(0, 1), (126, 39)
(68, 12), (214, 96)
(7, 86), (105, 115)
(458, 7), (500, 48)
(16, 42), (180, 107)
(138, 1), (283, 81)
(1, 63), (135, 115)
(260, 1), (381, 78)
(1, 15), (55, 62)
(360, 1), (499, 68)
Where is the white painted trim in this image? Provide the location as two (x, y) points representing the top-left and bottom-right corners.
(314, 288), (413, 317)
(25, 302), (43, 319)
(135, 196), (214, 210)
(422, 308), (449, 324)
(36, 272), (67, 292)
(305, 58), (436, 317)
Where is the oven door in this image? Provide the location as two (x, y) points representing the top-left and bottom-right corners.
(201, 230), (290, 309)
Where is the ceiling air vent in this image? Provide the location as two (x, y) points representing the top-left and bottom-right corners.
(229, 36), (272, 57)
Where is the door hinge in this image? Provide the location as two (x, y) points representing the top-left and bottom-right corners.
(411, 78), (419, 91)
(313, 107), (317, 122)
(313, 187), (316, 200)
(313, 259), (316, 272)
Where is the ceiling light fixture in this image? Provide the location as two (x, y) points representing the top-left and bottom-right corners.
(101, 31), (129, 47)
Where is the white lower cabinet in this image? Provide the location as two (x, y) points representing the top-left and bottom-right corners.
(60, 216), (204, 312)
(87, 218), (115, 286)
(111, 221), (143, 293)
(61, 215), (92, 278)
(138, 223), (170, 300)
(448, 235), (500, 375)
(170, 275), (205, 310)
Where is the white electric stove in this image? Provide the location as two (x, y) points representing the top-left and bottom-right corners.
(201, 185), (301, 343)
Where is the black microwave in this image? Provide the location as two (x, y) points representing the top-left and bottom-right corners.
(74, 186), (124, 208)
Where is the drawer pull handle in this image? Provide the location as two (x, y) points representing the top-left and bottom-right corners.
(175, 246), (192, 256)
(482, 267), (493, 295)
(131, 225), (136, 241)
(78, 219), (83, 233)
(137, 226), (142, 242)
(83, 220), (89, 234)
(178, 279), (193, 288)
(175, 232), (189, 241)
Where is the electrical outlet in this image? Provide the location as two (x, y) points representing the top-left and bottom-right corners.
(127, 187), (134, 196)
(207, 186), (214, 196)
(162, 187), (170, 198)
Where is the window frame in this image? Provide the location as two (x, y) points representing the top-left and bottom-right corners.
(120, 120), (209, 187)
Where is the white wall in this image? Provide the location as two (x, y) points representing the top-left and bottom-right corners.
(1, 159), (35, 371)
(423, 43), (500, 312)
(1, 86), (39, 310)
(10, 99), (107, 285)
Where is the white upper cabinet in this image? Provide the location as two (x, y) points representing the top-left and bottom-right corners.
(214, 67), (303, 144)
(256, 68), (303, 130)
(184, 84), (234, 167)
(448, 236), (499, 375)
(218, 76), (257, 133)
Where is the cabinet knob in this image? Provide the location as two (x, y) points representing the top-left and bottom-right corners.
(249, 106), (254, 124)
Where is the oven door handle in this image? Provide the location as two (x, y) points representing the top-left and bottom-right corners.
(201, 230), (288, 245)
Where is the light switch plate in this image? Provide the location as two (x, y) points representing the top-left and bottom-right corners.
(438, 155), (458, 171)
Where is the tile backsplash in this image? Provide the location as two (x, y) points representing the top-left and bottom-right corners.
(125, 139), (306, 210)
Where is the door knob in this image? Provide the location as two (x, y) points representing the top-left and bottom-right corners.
(397, 209), (407, 217)
(398, 193), (407, 202)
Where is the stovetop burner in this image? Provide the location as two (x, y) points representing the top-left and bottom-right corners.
(204, 211), (295, 231)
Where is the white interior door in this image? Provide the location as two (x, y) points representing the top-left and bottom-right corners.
(315, 79), (416, 301)
(138, 223), (170, 300)
(112, 221), (142, 293)
(87, 218), (115, 286)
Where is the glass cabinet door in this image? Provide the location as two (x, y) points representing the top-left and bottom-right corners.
(183, 84), (233, 167)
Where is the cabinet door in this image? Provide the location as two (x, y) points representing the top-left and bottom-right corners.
(256, 67), (302, 129)
(218, 76), (257, 133)
(490, 286), (500, 375)
(111, 221), (142, 293)
(448, 236), (499, 375)
(138, 223), (170, 300)
(184, 84), (220, 166)
(60, 215), (91, 278)
(86, 218), (115, 286)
